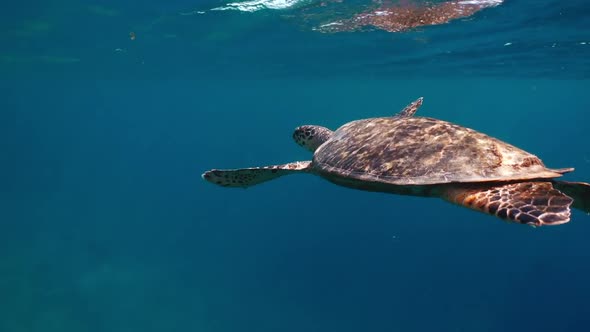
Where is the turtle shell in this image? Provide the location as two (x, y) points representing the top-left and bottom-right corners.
(313, 116), (569, 185)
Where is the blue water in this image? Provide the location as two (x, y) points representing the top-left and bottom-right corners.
(1, 1), (590, 331)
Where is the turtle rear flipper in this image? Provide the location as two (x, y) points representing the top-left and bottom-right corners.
(443, 182), (573, 226)
(202, 161), (312, 188)
(552, 181), (590, 214)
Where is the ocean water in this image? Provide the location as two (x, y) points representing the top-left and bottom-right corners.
(1, 1), (590, 331)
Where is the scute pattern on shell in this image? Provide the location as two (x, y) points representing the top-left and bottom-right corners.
(313, 117), (565, 185)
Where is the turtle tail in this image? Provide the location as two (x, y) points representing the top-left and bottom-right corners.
(552, 181), (590, 214)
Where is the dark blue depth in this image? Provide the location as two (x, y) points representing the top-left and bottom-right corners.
(1, 1), (590, 331)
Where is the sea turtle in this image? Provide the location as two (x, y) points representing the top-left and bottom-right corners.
(202, 98), (590, 226)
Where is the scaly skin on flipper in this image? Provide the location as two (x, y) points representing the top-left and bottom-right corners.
(442, 182), (573, 226)
(202, 161), (312, 188)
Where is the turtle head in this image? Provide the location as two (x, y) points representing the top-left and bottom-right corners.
(293, 125), (333, 152)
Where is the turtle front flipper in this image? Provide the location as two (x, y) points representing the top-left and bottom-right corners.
(442, 182), (573, 226)
(552, 181), (590, 214)
(202, 161), (312, 188)
(394, 97), (423, 117)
